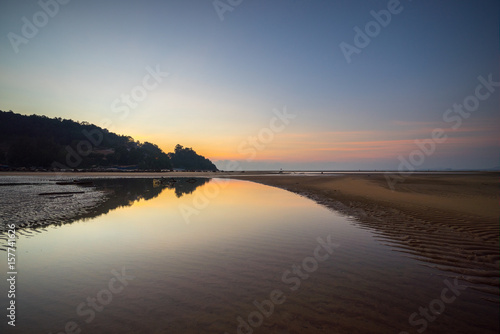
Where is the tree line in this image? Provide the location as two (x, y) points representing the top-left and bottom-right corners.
(0, 110), (217, 171)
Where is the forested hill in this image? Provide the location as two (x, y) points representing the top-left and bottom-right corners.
(0, 110), (217, 171)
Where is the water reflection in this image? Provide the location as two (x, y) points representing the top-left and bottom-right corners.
(0, 177), (209, 249)
(93, 177), (210, 210)
(0, 179), (497, 334)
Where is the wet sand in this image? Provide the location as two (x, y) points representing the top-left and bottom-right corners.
(2, 171), (499, 298)
(233, 172), (500, 299)
(0, 177), (107, 234)
(3, 178), (498, 334)
(0, 176), (208, 234)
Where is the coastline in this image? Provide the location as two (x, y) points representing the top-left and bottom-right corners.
(232, 172), (500, 299)
(1, 171), (499, 298)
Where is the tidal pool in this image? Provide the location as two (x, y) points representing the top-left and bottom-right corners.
(0, 178), (497, 333)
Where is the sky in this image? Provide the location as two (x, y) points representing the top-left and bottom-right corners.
(0, 0), (498, 170)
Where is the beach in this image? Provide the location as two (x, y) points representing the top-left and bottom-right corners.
(234, 172), (500, 298)
(1, 173), (498, 333)
(1, 171), (499, 298)
(1, 171), (499, 333)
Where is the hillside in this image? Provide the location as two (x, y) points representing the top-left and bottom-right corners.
(0, 110), (217, 171)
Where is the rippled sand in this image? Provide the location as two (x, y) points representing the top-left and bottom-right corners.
(0, 176), (106, 233)
(0, 178), (498, 334)
(234, 173), (500, 301)
(0, 176), (209, 250)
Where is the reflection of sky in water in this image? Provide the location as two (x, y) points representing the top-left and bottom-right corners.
(16, 179), (372, 263)
(0, 179), (497, 334)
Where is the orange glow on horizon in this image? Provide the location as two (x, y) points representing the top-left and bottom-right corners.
(126, 125), (498, 165)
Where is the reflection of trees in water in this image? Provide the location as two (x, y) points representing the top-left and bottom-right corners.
(86, 178), (209, 222)
(160, 178), (210, 198)
(0, 178), (210, 250)
(94, 177), (210, 212)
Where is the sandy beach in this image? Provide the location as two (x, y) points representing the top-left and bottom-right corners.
(233, 172), (500, 298)
(1, 171), (499, 334)
(2, 171), (499, 298)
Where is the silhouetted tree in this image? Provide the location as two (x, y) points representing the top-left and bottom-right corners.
(169, 144), (217, 170)
(0, 110), (216, 170)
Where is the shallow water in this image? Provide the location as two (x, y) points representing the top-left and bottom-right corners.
(0, 178), (498, 333)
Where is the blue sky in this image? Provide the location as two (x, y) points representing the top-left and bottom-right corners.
(0, 0), (498, 170)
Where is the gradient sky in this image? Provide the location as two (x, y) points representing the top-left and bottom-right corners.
(1, 0), (498, 170)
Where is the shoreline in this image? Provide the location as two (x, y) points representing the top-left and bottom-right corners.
(1, 171), (499, 298)
(231, 172), (499, 299)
